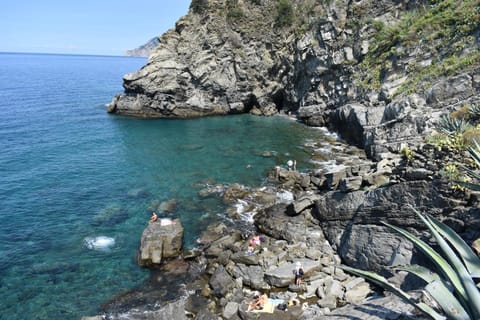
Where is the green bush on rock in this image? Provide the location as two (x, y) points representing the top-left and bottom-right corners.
(275, 0), (294, 28)
(190, 0), (209, 14)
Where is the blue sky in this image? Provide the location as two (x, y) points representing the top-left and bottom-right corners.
(0, 0), (191, 56)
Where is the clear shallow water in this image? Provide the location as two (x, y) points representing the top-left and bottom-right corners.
(0, 53), (326, 319)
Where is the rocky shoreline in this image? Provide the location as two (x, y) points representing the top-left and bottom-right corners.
(89, 0), (480, 318)
(81, 129), (480, 320)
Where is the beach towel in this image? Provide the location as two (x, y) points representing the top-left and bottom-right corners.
(252, 298), (284, 314)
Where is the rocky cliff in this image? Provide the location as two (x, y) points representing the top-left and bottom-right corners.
(125, 37), (160, 57)
(109, 0), (479, 157)
(101, 2), (480, 317)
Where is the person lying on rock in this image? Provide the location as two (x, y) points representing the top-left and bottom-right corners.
(246, 245), (255, 256)
(249, 234), (265, 247)
(246, 292), (268, 312)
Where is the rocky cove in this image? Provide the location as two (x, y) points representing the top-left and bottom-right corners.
(88, 0), (479, 319)
(82, 133), (480, 319)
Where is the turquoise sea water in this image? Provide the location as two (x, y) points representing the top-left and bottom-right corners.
(0, 53), (326, 319)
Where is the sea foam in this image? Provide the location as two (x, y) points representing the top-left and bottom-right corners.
(84, 236), (115, 251)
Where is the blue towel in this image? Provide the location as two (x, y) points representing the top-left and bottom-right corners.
(269, 298), (285, 306)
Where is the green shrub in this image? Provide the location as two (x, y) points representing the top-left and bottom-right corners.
(462, 128), (480, 147)
(275, 0), (294, 28)
(451, 104), (472, 120)
(227, 0), (243, 21)
(356, 0), (480, 96)
(400, 146), (414, 163)
(190, 0), (208, 14)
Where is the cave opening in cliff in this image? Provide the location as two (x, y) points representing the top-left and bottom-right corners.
(243, 94), (257, 113)
(271, 89), (286, 113)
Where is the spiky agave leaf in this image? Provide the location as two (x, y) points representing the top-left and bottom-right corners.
(395, 264), (442, 284)
(437, 115), (472, 136)
(338, 265), (446, 320)
(468, 104), (480, 120)
(467, 140), (480, 166)
(396, 264), (471, 319)
(425, 280), (470, 320)
(427, 215), (480, 278)
(456, 180), (480, 191)
(458, 140), (480, 189)
(410, 208), (480, 319)
(382, 221), (467, 302)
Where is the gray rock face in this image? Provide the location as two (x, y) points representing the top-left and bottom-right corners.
(100, 1), (480, 318)
(303, 294), (425, 320)
(313, 180), (459, 272)
(109, 1), (289, 118)
(109, 0), (479, 163)
(264, 259), (321, 287)
(138, 219), (183, 266)
(254, 204), (326, 247)
(209, 266), (236, 298)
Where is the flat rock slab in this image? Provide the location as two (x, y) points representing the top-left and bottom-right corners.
(317, 294), (425, 320)
(138, 219), (183, 266)
(264, 259), (321, 287)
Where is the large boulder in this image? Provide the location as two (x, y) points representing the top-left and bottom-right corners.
(209, 266), (236, 298)
(264, 259), (321, 288)
(313, 180), (460, 273)
(138, 219), (183, 266)
(254, 204), (326, 247)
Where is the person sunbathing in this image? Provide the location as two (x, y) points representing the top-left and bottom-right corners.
(247, 293), (268, 312)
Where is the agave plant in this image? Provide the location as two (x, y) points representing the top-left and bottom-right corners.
(457, 140), (480, 191)
(436, 114), (472, 136)
(468, 104), (480, 121)
(339, 206), (480, 320)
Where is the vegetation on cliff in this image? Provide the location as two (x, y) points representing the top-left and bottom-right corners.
(356, 0), (480, 96)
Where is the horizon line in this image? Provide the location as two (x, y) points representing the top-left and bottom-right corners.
(0, 51), (148, 59)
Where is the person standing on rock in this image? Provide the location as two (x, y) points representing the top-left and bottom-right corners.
(287, 160), (297, 171)
(274, 165), (281, 179)
(287, 160), (293, 171)
(294, 262), (304, 286)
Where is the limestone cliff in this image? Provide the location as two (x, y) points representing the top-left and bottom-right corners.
(109, 0), (479, 158)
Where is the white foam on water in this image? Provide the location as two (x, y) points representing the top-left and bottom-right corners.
(235, 199), (249, 214)
(84, 236), (115, 251)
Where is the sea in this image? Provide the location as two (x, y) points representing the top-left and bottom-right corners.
(0, 53), (331, 319)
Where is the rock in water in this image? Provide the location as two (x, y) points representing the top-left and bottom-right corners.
(138, 219), (183, 266)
